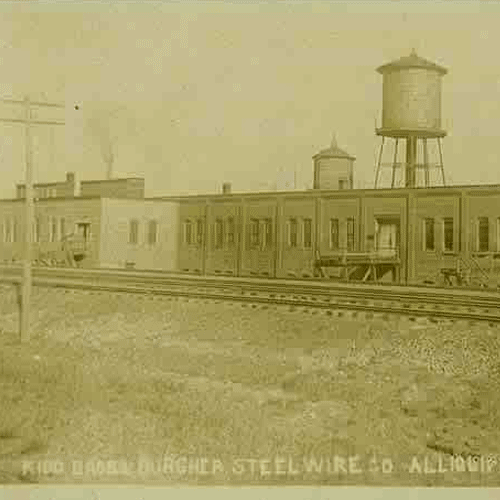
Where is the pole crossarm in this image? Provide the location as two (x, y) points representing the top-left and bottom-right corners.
(0, 118), (65, 126)
(0, 98), (65, 108)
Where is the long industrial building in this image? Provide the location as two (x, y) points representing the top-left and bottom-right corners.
(1, 51), (500, 288)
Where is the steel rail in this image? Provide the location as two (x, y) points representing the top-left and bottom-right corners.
(1, 275), (500, 324)
(1, 265), (499, 311)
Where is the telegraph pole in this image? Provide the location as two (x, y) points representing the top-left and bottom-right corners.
(0, 96), (65, 342)
(21, 97), (33, 342)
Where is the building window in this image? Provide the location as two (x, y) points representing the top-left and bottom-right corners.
(49, 216), (57, 242)
(303, 218), (312, 249)
(215, 218), (224, 249)
(129, 219), (139, 245)
(196, 218), (204, 246)
(263, 218), (272, 249)
(478, 217), (489, 252)
(147, 220), (158, 245)
(249, 219), (259, 248)
(226, 216), (235, 246)
(4, 218), (12, 243)
(288, 218), (298, 247)
(338, 179), (348, 190)
(424, 218), (435, 251)
(497, 218), (500, 252)
(183, 219), (193, 245)
(12, 218), (17, 243)
(443, 218), (454, 252)
(257, 218), (270, 249)
(330, 218), (339, 250)
(32, 217), (40, 243)
(346, 217), (355, 252)
(59, 217), (66, 241)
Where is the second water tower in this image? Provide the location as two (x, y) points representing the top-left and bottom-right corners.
(374, 50), (448, 188)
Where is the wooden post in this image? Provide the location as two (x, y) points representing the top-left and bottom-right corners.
(20, 96), (33, 343)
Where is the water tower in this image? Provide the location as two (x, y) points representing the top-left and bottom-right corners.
(374, 50), (448, 188)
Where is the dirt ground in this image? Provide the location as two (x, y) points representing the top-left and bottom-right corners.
(1, 283), (500, 486)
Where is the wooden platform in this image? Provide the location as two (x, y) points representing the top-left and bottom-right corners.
(314, 251), (400, 282)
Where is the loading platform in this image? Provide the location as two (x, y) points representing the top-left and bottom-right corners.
(314, 250), (400, 282)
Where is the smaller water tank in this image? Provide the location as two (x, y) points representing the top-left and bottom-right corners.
(312, 136), (355, 190)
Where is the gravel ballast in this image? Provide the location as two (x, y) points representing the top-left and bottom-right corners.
(1, 283), (500, 486)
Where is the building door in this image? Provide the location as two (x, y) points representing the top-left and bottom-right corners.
(375, 218), (399, 257)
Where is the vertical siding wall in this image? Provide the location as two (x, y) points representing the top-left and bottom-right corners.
(411, 192), (461, 283)
(99, 199), (179, 271)
(279, 197), (316, 278)
(206, 200), (241, 276)
(241, 198), (277, 277)
(174, 186), (500, 286)
(177, 201), (207, 273)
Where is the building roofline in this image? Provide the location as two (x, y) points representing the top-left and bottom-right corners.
(145, 183), (500, 201)
(80, 177), (144, 184)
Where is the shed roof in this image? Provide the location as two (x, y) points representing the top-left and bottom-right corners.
(376, 49), (447, 75)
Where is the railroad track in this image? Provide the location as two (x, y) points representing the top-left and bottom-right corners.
(1, 265), (500, 324)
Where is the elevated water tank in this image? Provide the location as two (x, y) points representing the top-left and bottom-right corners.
(376, 50), (447, 138)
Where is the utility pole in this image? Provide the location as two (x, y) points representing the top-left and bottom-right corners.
(0, 96), (65, 342)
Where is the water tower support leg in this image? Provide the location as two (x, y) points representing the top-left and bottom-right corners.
(423, 138), (429, 187)
(438, 138), (446, 186)
(375, 137), (385, 188)
(391, 139), (399, 188)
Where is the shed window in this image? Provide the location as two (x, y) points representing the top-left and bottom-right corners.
(330, 218), (339, 250)
(33, 217), (40, 243)
(196, 218), (204, 246)
(303, 218), (312, 248)
(263, 218), (272, 249)
(424, 218), (435, 251)
(478, 217), (489, 252)
(147, 220), (158, 245)
(249, 219), (259, 248)
(215, 218), (224, 249)
(183, 220), (193, 245)
(288, 218), (298, 247)
(258, 218), (272, 249)
(346, 217), (355, 252)
(49, 217), (57, 242)
(129, 219), (139, 244)
(4, 218), (11, 243)
(497, 218), (500, 252)
(226, 217), (235, 245)
(59, 217), (66, 242)
(443, 218), (454, 252)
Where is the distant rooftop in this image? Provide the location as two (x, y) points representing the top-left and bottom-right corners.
(377, 49), (448, 75)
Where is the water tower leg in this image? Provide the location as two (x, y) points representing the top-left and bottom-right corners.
(438, 138), (446, 186)
(405, 136), (417, 188)
(423, 138), (429, 187)
(391, 139), (399, 188)
(374, 137), (385, 188)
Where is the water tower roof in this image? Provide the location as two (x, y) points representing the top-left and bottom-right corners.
(313, 141), (355, 160)
(377, 49), (447, 75)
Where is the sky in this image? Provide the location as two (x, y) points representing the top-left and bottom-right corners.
(0, 1), (500, 199)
